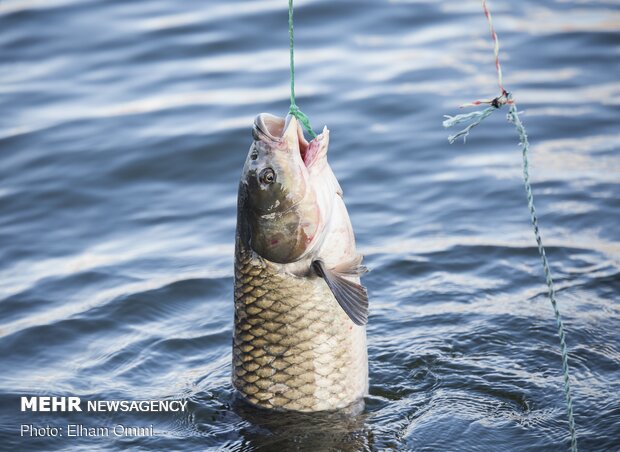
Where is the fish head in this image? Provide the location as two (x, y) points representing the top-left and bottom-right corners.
(240, 113), (330, 264)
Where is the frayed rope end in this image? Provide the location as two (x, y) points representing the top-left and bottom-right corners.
(443, 106), (497, 144)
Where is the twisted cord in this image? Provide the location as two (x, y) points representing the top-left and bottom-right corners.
(443, 2), (578, 450)
(482, 0), (505, 94)
(288, 0), (316, 138)
(508, 104), (577, 451)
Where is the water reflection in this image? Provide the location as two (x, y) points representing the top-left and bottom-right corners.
(229, 397), (372, 451)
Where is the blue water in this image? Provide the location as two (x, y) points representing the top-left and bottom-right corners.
(1, 0), (619, 450)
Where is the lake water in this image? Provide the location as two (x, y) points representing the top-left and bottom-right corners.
(0, 0), (619, 450)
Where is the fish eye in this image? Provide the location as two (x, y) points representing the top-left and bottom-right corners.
(259, 168), (276, 185)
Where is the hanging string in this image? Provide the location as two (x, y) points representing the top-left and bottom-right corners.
(288, 0), (316, 138)
(443, 1), (578, 451)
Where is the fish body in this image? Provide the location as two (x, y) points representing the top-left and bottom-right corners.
(233, 114), (368, 412)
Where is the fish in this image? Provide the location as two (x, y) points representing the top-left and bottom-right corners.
(233, 113), (369, 412)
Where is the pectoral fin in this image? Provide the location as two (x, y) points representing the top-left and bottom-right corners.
(312, 259), (369, 326)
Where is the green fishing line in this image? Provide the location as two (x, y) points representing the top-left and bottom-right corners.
(288, 0), (316, 138)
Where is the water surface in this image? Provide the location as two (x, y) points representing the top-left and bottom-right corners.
(1, 0), (619, 450)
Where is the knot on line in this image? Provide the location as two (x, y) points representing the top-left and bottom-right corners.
(443, 90), (515, 143)
(289, 104), (317, 138)
(491, 90), (512, 108)
(459, 89), (514, 109)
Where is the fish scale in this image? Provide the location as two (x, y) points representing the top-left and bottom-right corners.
(233, 248), (367, 412)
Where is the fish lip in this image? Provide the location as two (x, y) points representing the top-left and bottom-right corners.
(254, 113), (286, 142)
(253, 113), (313, 163)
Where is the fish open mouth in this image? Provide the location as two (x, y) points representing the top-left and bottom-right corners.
(254, 113), (313, 166)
